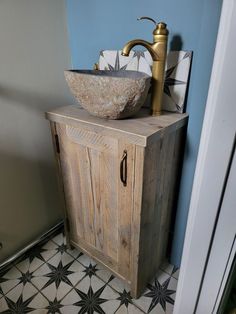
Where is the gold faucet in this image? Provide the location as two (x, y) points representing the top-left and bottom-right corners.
(121, 17), (168, 116)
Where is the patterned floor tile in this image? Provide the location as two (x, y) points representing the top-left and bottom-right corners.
(107, 275), (131, 294)
(0, 296), (8, 312)
(1, 281), (49, 313)
(133, 271), (177, 314)
(76, 251), (97, 267)
(172, 269), (179, 280)
(31, 251), (85, 302)
(0, 231), (179, 313)
(51, 233), (65, 246)
(160, 261), (179, 279)
(51, 232), (84, 261)
(115, 303), (145, 313)
(0, 266), (22, 296)
(73, 274), (122, 313)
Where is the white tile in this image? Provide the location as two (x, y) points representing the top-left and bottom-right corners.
(0, 266), (21, 295)
(46, 252), (73, 267)
(74, 275), (90, 293)
(101, 283), (120, 300)
(40, 280), (72, 302)
(67, 264), (85, 286)
(114, 303), (128, 313)
(108, 275), (130, 293)
(32, 262), (51, 277)
(77, 253), (96, 267)
(61, 288), (81, 305)
(160, 261), (174, 275)
(133, 294), (151, 314)
(16, 257), (44, 273)
(1, 266), (21, 280)
(0, 278), (20, 295)
(6, 282), (38, 303)
(31, 275), (49, 290)
(96, 264), (114, 283)
(28, 292), (49, 309)
(61, 305), (81, 314)
(128, 304), (145, 313)
(100, 299), (121, 313)
(66, 246), (82, 260)
(15, 259), (31, 273)
(51, 233), (66, 246)
(172, 268), (179, 280)
(0, 296), (8, 311)
(42, 239), (58, 251)
(160, 261), (179, 280)
(41, 241), (59, 261)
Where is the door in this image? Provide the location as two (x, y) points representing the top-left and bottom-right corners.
(56, 123), (136, 279)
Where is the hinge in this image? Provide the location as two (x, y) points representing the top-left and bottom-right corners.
(54, 134), (60, 154)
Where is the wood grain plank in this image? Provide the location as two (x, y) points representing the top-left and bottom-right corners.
(130, 145), (145, 297)
(46, 106), (188, 147)
(132, 127), (185, 297)
(100, 146), (119, 261)
(66, 125), (117, 152)
(117, 141), (136, 279)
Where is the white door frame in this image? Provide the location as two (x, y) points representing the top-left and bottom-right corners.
(174, 0), (236, 313)
(197, 147), (236, 313)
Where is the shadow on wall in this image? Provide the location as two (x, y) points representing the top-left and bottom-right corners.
(0, 150), (63, 262)
(170, 34), (183, 51)
(0, 83), (75, 113)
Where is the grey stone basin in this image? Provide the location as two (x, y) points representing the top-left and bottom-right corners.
(64, 70), (151, 119)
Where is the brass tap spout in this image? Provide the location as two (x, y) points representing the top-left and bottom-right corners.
(121, 17), (168, 116)
(121, 39), (159, 61)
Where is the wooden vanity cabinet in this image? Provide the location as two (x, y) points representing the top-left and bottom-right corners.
(46, 105), (188, 298)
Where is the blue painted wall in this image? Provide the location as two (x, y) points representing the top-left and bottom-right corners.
(66, 0), (222, 266)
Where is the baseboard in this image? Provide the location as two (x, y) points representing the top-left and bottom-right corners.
(0, 221), (64, 272)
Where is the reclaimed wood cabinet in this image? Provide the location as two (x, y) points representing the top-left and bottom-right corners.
(46, 105), (188, 297)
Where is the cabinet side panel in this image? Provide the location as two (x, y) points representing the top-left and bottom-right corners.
(49, 122), (71, 245)
(130, 145), (145, 296)
(135, 126), (185, 296)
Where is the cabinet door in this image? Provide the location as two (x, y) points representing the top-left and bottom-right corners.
(56, 123), (135, 279)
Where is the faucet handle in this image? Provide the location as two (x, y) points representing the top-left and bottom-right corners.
(137, 16), (157, 26)
(138, 17), (168, 36)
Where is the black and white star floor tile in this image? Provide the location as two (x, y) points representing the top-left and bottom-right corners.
(31, 252), (85, 301)
(0, 266), (22, 297)
(0, 278), (49, 313)
(51, 233), (83, 261)
(133, 270), (177, 314)
(60, 272), (144, 314)
(0, 232), (179, 313)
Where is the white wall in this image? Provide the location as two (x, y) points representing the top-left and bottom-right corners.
(0, 0), (75, 263)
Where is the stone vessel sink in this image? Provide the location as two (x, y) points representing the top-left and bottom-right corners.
(64, 70), (151, 119)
